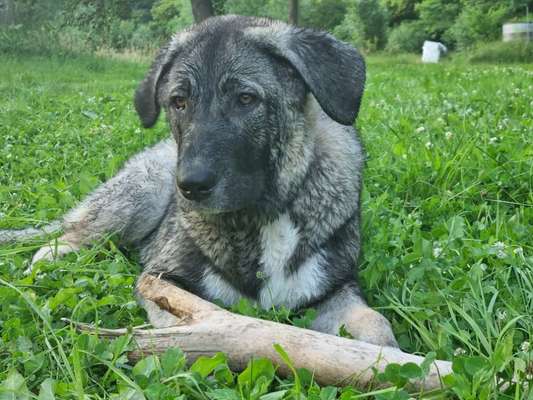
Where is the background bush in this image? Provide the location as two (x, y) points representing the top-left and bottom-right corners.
(333, 0), (388, 52)
(462, 40), (533, 63)
(385, 20), (427, 53)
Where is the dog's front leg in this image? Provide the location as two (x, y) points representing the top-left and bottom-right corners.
(31, 139), (177, 267)
(311, 284), (398, 347)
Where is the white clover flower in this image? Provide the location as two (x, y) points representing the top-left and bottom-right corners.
(454, 347), (466, 356)
(514, 247), (524, 256)
(490, 243), (505, 258)
(416, 126), (426, 133)
(521, 341), (530, 352)
(492, 241), (505, 251)
(433, 244), (443, 258)
(492, 241), (507, 258)
(425, 141), (433, 149)
(445, 131), (453, 140)
(496, 309), (507, 321)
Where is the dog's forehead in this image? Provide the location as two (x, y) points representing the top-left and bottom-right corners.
(169, 17), (286, 81)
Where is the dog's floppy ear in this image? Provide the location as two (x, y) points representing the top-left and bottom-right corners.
(134, 34), (188, 128)
(250, 26), (365, 125)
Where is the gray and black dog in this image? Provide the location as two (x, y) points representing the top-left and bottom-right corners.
(1, 15), (398, 347)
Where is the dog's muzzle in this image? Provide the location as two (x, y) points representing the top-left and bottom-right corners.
(177, 167), (216, 201)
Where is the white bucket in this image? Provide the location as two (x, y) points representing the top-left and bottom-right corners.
(502, 23), (533, 42)
(422, 41), (447, 63)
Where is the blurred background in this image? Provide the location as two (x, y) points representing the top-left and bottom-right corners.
(1, 0), (532, 63)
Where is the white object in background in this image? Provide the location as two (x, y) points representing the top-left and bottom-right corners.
(422, 41), (447, 63)
(502, 23), (533, 42)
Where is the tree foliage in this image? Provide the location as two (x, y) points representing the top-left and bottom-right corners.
(334, 0), (388, 51)
(3, 0), (533, 53)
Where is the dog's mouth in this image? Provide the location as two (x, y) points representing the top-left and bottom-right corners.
(176, 183), (245, 215)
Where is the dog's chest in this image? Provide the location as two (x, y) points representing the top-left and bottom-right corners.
(201, 213), (326, 310)
(257, 214), (325, 309)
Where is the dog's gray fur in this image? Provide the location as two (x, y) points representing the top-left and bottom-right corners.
(2, 16), (397, 347)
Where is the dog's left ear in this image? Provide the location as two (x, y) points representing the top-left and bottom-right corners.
(250, 26), (365, 125)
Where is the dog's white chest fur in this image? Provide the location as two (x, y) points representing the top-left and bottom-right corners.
(259, 214), (324, 309)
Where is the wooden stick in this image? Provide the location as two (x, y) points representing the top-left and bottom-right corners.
(77, 275), (453, 391)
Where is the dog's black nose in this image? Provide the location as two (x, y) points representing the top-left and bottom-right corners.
(177, 168), (216, 201)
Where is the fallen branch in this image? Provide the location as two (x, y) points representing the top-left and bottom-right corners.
(74, 274), (452, 391)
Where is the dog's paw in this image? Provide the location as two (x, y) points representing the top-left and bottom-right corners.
(25, 241), (79, 275)
(343, 307), (399, 348)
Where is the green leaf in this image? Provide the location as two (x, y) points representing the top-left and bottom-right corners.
(319, 386), (338, 400)
(238, 358), (276, 400)
(133, 355), (159, 387)
(293, 308), (317, 329)
(48, 287), (81, 310)
(81, 110), (98, 119)
(260, 390), (287, 400)
(0, 370), (30, 400)
(190, 353), (227, 378)
(160, 347), (186, 378)
(214, 363), (234, 385)
(492, 332), (514, 371)
(273, 344), (303, 397)
(463, 356), (489, 376)
(231, 298), (258, 317)
(110, 387), (146, 400)
(399, 362), (422, 379)
(109, 335), (133, 359)
(446, 216), (465, 241)
(208, 388), (241, 400)
(38, 378), (56, 400)
(144, 383), (177, 400)
(419, 351), (436, 376)
(238, 358), (275, 387)
(377, 363), (408, 388)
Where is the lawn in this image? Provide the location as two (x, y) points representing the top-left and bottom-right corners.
(0, 53), (532, 399)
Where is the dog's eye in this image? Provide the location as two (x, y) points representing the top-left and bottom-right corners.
(174, 96), (187, 110)
(238, 93), (256, 106)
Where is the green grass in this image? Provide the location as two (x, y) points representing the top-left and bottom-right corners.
(0, 53), (532, 399)
(458, 41), (533, 64)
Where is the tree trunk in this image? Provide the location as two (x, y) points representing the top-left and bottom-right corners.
(191, 0), (215, 23)
(72, 275), (452, 391)
(288, 0), (299, 26)
(0, 0), (16, 25)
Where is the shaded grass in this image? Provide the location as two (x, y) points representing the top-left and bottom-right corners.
(0, 53), (532, 398)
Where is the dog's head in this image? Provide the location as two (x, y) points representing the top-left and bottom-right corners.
(134, 15), (365, 214)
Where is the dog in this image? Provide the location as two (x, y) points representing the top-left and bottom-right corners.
(1, 15), (398, 347)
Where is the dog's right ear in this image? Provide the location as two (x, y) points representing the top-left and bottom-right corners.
(134, 34), (188, 128)
(134, 44), (171, 128)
